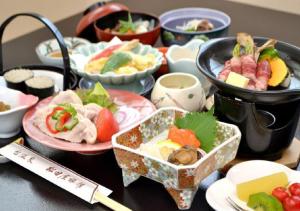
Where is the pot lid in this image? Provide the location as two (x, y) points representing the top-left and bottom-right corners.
(75, 2), (128, 42)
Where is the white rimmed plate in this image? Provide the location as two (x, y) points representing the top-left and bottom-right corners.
(206, 160), (300, 211)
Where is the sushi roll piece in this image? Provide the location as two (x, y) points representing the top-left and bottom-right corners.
(3, 69), (33, 92)
(25, 76), (55, 99)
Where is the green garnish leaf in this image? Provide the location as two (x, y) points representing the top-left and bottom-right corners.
(90, 82), (109, 97)
(162, 31), (175, 41)
(75, 82), (117, 112)
(232, 43), (240, 57)
(101, 52), (132, 73)
(259, 47), (279, 61)
(118, 12), (136, 34)
(245, 42), (254, 55)
(193, 35), (209, 42)
(57, 103), (77, 116)
(175, 109), (217, 153)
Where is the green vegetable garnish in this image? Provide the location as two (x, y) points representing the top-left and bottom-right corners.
(101, 52), (132, 73)
(163, 31), (175, 41)
(193, 35), (209, 42)
(75, 82), (117, 112)
(90, 82), (109, 97)
(118, 13), (136, 34)
(232, 43), (240, 57)
(259, 47), (279, 61)
(175, 108), (217, 153)
(58, 103), (77, 116)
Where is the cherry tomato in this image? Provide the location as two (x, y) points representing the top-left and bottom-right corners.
(96, 108), (119, 142)
(283, 195), (300, 211)
(272, 187), (290, 203)
(289, 183), (300, 197)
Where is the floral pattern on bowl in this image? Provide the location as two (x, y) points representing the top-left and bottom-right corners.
(112, 107), (241, 209)
(36, 37), (91, 67)
(70, 41), (163, 85)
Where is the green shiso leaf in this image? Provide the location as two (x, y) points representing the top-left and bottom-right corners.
(175, 108), (217, 153)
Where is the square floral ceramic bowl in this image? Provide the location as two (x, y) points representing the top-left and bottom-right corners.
(112, 107), (241, 209)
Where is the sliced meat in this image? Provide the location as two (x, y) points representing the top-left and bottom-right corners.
(230, 57), (242, 74)
(66, 103), (102, 123)
(83, 103), (102, 123)
(241, 55), (257, 81)
(247, 80), (256, 90)
(255, 60), (271, 91)
(218, 60), (231, 81)
(33, 105), (97, 144)
(51, 90), (82, 105)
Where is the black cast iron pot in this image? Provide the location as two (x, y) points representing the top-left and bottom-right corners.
(196, 37), (300, 160)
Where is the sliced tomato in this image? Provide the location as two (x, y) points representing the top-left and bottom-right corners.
(289, 183), (300, 197)
(272, 187), (290, 203)
(96, 108), (119, 142)
(283, 195), (300, 211)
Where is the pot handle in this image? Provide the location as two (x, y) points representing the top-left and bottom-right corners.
(0, 12), (70, 90)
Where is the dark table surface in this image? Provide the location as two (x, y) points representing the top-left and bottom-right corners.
(1, 0), (300, 210)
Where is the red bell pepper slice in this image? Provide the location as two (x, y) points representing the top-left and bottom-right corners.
(46, 113), (59, 134)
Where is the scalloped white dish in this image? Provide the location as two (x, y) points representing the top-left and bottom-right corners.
(206, 160), (300, 211)
(70, 40), (163, 85)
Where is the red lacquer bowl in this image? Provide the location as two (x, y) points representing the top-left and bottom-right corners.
(155, 47), (169, 77)
(93, 10), (160, 45)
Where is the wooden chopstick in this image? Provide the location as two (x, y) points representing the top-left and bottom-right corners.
(94, 191), (132, 211)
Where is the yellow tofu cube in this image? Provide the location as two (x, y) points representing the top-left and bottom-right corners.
(226, 72), (250, 88)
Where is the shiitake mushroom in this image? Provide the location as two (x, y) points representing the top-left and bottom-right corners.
(168, 145), (202, 165)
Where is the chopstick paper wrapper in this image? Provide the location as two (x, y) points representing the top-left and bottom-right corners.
(0, 142), (131, 211)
